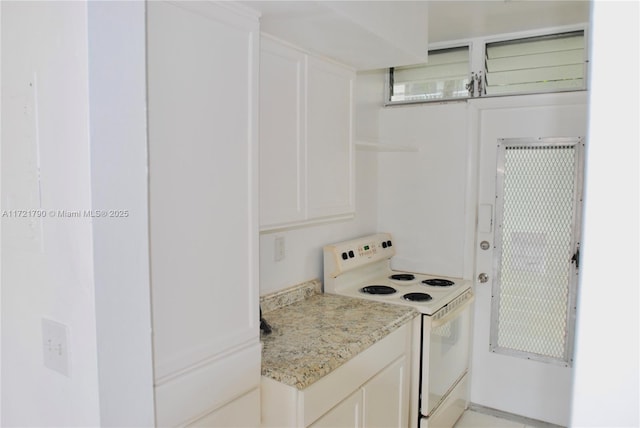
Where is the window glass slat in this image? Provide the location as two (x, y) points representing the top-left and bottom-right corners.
(394, 61), (469, 82)
(486, 78), (584, 96)
(485, 31), (586, 95)
(390, 47), (470, 102)
(486, 49), (584, 73)
(486, 64), (584, 86)
(487, 33), (584, 59)
(420, 48), (470, 65)
(391, 78), (468, 102)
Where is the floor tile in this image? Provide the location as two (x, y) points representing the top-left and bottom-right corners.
(455, 410), (524, 428)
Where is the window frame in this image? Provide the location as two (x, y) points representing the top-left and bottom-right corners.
(385, 24), (589, 107)
(484, 30), (588, 97)
(387, 45), (472, 105)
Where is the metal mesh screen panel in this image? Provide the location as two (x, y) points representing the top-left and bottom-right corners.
(492, 143), (578, 363)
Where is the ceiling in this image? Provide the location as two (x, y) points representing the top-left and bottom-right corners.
(242, 1), (591, 69)
(245, 1), (591, 43)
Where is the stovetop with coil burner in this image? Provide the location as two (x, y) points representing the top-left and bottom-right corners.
(349, 271), (469, 315)
(323, 233), (471, 316)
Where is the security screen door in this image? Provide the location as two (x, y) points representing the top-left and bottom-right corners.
(491, 137), (584, 366)
(470, 96), (588, 425)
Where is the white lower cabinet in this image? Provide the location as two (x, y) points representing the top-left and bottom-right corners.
(186, 389), (261, 428)
(262, 323), (412, 428)
(362, 357), (409, 428)
(310, 389), (363, 428)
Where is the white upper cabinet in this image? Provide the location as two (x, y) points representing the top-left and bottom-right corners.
(260, 36), (355, 231)
(243, 1), (429, 70)
(259, 38), (307, 226)
(306, 56), (354, 219)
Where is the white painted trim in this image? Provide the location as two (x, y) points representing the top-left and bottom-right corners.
(154, 342), (261, 427)
(468, 403), (563, 428)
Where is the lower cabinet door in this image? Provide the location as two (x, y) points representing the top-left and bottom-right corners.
(186, 389), (260, 428)
(363, 357), (408, 428)
(309, 355), (408, 428)
(310, 390), (363, 428)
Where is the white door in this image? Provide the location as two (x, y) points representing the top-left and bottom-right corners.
(469, 93), (587, 426)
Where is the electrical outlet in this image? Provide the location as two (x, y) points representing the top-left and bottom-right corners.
(274, 236), (285, 262)
(42, 318), (70, 377)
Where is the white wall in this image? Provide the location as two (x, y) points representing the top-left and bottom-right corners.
(1, 3), (156, 425)
(570, 1), (639, 426)
(1, 2), (101, 425)
(355, 69), (386, 143)
(87, 2), (155, 426)
(377, 102), (470, 278)
(0, 1), (3, 420)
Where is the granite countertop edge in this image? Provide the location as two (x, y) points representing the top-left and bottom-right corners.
(260, 279), (418, 390)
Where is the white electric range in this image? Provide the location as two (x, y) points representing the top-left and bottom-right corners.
(324, 233), (474, 428)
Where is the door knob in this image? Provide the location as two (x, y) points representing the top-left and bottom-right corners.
(478, 273), (489, 283)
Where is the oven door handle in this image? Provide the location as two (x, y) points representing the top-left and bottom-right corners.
(431, 294), (474, 328)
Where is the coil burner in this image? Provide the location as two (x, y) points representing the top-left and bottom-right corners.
(422, 279), (455, 287)
(360, 285), (397, 295)
(403, 292), (433, 302)
(389, 274), (415, 281)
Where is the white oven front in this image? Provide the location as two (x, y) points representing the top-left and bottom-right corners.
(420, 292), (474, 428)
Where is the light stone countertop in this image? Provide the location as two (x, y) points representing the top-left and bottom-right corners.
(260, 280), (418, 390)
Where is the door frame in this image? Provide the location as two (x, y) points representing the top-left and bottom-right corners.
(464, 92), (588, 425)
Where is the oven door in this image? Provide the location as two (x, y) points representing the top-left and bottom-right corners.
(421, 295), (474, 419)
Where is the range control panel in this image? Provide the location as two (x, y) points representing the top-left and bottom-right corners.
(324, 233), (396, 277)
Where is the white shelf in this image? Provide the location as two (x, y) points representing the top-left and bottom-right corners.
(355, 140), (419, 152)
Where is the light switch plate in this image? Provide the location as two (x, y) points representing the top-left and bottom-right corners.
(42, 318), (70, 377)
(274, 236), (285, 262)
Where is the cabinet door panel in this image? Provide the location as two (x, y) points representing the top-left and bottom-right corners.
(147, 4), (260, 426)
(186, 388), (260, 428)
(306, 57), (355, 219)
(310, 389), (363, 428)
(148, 0), (258, 378)
(363, 357), (408, 428)
(259, 38), (306, 227)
